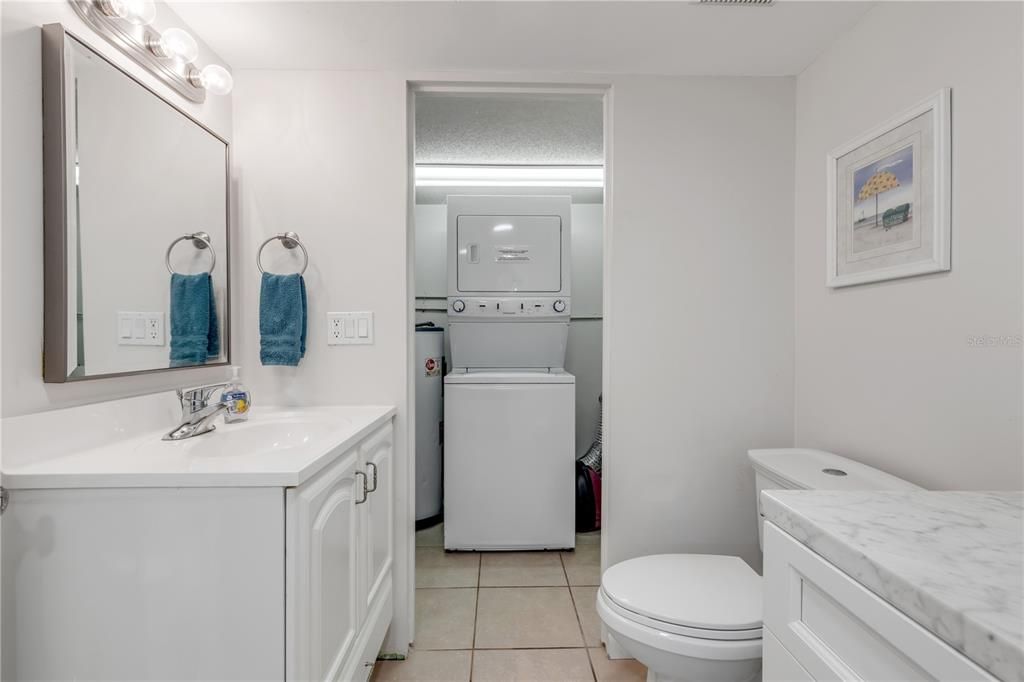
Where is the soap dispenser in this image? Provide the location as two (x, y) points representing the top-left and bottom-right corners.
(222, 366), (251, 423)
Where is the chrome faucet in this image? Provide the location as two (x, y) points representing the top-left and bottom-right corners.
(163, 383), (230, 441)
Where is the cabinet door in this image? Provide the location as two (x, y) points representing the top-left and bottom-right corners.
(360, 423), (394, 613)
(287, 449), (364, 682)
(763, 523), (996, 682)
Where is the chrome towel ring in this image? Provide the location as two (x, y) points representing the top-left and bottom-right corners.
(166, 232), (216, 275)
(257, 231), (308, 275)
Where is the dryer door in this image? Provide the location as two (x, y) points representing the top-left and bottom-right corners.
(456, 215), (562, 293)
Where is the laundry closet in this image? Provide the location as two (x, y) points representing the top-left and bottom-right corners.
(412, 92), (605, 549)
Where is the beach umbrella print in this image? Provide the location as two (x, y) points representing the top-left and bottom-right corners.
(857, 170), (900, 227)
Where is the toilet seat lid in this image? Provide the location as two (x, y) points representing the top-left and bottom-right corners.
(601, 554), (762, 632)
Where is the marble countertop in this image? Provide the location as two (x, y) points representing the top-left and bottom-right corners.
(762, 490), (1023, 681)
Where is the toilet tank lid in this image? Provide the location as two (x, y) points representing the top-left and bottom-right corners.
(747, 448), (922, 491)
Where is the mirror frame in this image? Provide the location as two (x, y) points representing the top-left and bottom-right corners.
(41, 23), (231, 383)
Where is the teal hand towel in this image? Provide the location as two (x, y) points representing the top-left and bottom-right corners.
(169, 273), (220, 367)
(260, 272), (307, 366)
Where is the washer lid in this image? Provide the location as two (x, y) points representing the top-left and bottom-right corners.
(602, 554), (761, 632)
(444, 370), (575, 385)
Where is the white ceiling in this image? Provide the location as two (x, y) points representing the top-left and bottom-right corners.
(169, 1), (875, 75)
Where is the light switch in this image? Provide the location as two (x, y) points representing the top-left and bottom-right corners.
(326, 312), (373, 346)
(118, 312), (165, 346)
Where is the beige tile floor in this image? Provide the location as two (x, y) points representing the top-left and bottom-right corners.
(371, 525), (646, 682)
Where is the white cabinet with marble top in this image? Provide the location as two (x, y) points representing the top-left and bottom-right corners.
(761, 490), (1022, 682)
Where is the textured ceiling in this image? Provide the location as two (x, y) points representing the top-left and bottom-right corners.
(415, 94), (604, 166)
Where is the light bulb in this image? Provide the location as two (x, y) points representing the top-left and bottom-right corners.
(198, 64), (233, 96)
(105, 0), (156, 25)
(154, 28), (199, 63)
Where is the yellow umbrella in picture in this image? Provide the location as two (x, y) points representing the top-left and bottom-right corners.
(858, 170), (900, 227)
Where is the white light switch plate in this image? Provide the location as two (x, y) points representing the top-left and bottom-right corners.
(118, 312), (165, 346)
(327, 311), (374, 345)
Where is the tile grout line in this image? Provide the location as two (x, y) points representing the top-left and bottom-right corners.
(562, 551), (598, 682)
(470, 552), (482, 681)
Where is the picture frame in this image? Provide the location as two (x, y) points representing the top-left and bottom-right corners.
(826, 88), (951, 288)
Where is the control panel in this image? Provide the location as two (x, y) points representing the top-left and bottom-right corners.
(448, 297), (570, 319)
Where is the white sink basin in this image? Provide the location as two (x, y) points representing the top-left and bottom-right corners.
(2, 402), (396, 489)
(179, 417), (332, 458)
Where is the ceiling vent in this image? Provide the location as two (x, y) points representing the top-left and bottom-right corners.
(696, 0), (775, 5)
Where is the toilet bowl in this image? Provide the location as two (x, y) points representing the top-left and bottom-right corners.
(596, 448), (923, 681)
(597, 554), (762, 682)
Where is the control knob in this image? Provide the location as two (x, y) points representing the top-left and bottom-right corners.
(452, 299), (466, 313)
(552, 299), (566, 313)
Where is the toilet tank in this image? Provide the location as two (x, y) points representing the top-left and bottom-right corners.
(748, 448), (922, 550)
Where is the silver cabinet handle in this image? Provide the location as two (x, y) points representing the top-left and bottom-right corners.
(366, 462), (378, 493)
(355, 471), (368, 504)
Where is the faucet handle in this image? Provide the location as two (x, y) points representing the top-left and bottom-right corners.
(178, 382), (228, 408)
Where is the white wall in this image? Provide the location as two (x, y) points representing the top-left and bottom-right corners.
(567, 203), (604, 456)
(414, 202), (604, 456)
(604, 76), (795, 572)
(793, 2), (1023, 490)
(1, 2), (233, 417)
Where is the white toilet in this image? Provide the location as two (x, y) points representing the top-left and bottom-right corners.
(596, 448), (922, 682)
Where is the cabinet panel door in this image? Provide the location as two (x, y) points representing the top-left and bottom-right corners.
(361, 423), (394, 613)
(763, 629), (813, 682)
(4, 488), (283, 681)
(287, 449), (363, 682)
(763, 523), (996, 682)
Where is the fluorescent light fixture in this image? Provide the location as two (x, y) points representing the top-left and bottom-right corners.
(415, 166), (604, 188)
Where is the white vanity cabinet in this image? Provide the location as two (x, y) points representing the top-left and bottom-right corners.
(286, 422), (394, 682)
(2, 415), (395, 682)
(762, 522), (995, 682)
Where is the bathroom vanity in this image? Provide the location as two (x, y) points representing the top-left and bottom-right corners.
(2, 396), (396, 681)
(761, 490), (1023, 682)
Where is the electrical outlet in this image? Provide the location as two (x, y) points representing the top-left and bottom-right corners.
(327, 312), (373, 346)
(147, 316), (163, 343)
(118, 312), (165, 346)
(328, 314), (345, 345)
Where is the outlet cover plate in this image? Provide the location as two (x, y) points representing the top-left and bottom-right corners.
(117, 312), (165, 346)
(327, 311), (373, 345)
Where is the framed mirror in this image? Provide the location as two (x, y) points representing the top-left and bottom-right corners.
(42, 24), (230, 382)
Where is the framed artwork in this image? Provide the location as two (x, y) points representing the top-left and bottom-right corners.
(826, 88), (951, 287)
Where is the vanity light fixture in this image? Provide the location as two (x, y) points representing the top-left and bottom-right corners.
(69, 0), (233, 102)
(97, 0), (155, 26)
(415, 165), (604, 188)
(192, 64), (233, 96)
(149, 27), (199, 63)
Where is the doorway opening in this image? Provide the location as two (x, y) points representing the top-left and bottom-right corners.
(404, 83), (611, 654)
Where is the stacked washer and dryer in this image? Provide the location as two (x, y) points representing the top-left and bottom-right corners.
(444, 195), (576, 551)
